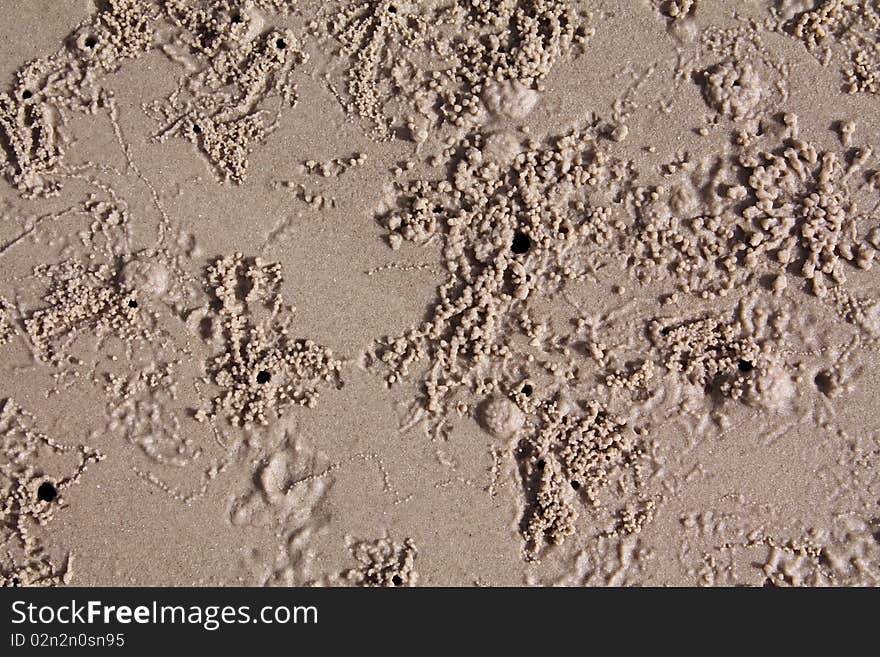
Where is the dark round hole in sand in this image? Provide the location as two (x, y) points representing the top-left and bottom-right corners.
(536, 459), (545, 470)
(84, 36), (97, 49)
(256, 370), (271, 384)
(521, 383), (533, 397)
(570, 480), (580, 490)
(276, 37), (287, 49)
(388, 4), (397, 13)
(231, 13), (242, 23)
(738, 359), (753, 373)
(22, 90), (32, 100)
(511, 231), (531, 255)
(128, 299), (138, 309)
(37, 481), (57, 503)
(814, 371), (834, 396)
(193, 124), (202, 134)
(391, 575), (403, 586)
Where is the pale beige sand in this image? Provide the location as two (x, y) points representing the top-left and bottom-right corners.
(1, 0), (879, 587)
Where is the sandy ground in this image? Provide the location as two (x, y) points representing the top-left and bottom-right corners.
(0, 0), (879, 587)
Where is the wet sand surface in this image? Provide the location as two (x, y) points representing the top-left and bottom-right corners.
(1, 0), (879, 586)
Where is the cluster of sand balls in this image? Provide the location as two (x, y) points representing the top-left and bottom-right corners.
(323, 0), (591, 140)
(195, 254), (343, 427)
(343, 536), (419, 587)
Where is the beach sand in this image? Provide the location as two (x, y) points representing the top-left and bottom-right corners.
(1, 0), (878, 586)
